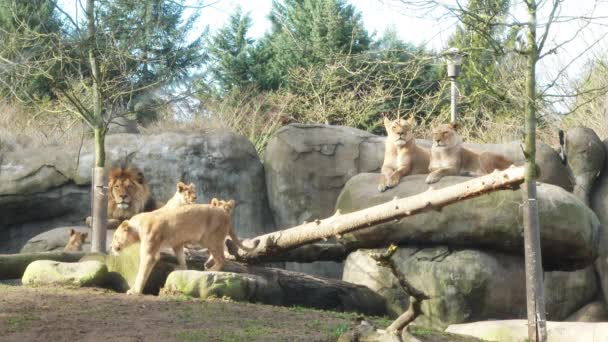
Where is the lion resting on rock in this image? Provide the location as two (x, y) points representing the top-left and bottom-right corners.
(86, 167), (158, 230)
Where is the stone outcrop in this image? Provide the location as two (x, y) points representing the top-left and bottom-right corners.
(446, 320), (608, 342)
(22, 260), (108, 287)
(337, 174), (599, 269)
(343, 247), (598, 329)
(264, 124), (384, 278)
(0, 131), (274, 253)
(20, 226), (111, 253)
(565, 126), (605, 205)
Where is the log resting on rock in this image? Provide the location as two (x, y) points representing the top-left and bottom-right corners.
(228, 167), (527, 263)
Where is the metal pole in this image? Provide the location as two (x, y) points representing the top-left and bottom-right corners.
(91, 167), (108, 253)
(450, 77), (458, 122)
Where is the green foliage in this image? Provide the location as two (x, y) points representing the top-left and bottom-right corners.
(206, 7), (256, 93)
(98, 0), (205, 87)
(448, 0), (518, 121)
(0, 0), (62, 100)
(259, 0), (371, 89)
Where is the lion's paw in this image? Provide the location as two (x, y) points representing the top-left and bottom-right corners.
(425, 173), (440, 184)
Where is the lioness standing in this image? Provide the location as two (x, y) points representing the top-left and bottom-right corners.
(112, 204), (257, 295)
(378, 117), (430, 192)
(426, 122), (512, 184)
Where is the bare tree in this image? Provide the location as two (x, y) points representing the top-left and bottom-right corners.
(385, 0), (608, 340)
(0, 0), (205, 252)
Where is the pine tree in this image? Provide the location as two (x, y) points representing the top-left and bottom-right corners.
(206, 7), (256, 93)
(97, 0), (205, 89)
(0, 0), (62, 100)
(259, 0), (371, 89)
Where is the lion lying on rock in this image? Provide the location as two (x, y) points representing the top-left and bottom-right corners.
(111, 204), (258, 295)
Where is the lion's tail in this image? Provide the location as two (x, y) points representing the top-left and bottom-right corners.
(228, 222), (258, 252)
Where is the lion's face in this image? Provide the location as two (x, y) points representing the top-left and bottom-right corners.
(109, 168), (147, 211)
(65, 229), (87, 252)
(431, 123), (461, 148)
(384, 117), (415, 147)
(176, 182), (197, 204)
(210, 198), (236, 214)
(111, 221), (139, 254)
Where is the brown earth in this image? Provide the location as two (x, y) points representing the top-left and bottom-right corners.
(0, 283), (389, 342)
(0, 283), (483, 342)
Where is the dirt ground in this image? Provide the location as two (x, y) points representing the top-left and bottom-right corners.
(0, 283), (388, 342)
(0, 283), (485, 342)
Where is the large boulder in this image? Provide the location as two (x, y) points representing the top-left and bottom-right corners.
(337, 174), (599, 269)
(264, 124), (384, 278)
(343, 247), (598, 329)
(566, 300), (608, 322)
(592, 139), (608, 301)
(565, 126), (606, 205)
(162, 270), (282, 305)
(263, 124), (572, 277)
(20, 226), (112, 253)
(22, 260), (108, 287)
(446, 320), (608, 342)
(0, 131), (275, 253)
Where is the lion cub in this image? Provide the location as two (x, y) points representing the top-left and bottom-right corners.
(112, 204), (257, 295)
(163, 182), (197, 209)
(64, 229), (88, 252)
(378, 117), (430, 192)
(426, 122), (513, 184)
(210, 198), (235, 214)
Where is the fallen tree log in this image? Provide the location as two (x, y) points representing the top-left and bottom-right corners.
(229, 166), (525, 262)
(0, 251), (85, 280)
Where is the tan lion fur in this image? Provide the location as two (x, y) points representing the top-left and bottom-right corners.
(378, 117), (430, 192)
(111, 204), (257, 295)
(64, 228), (88, 252)
(426, 122), (513, 184)
(163, 182), (197, 209)
(210, 198), (235, 214)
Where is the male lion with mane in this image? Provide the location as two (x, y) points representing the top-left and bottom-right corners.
(86, 167), (158, 230)
(112, 204), (258, 295)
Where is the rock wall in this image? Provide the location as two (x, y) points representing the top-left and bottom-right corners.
(336, 173), (599, 270)
(0, 132), (275, 252)
(343, 247), (598, 329)
(263, 124), (384, 278)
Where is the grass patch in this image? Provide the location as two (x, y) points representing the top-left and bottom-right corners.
(176, 330), (209, 342)
(5, 312), (40, 332)
(332, 322), (350, 338)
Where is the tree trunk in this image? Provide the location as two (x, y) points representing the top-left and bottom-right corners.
(91, 165), (108, 253)
(0, 252), (85, 280)
(523, 1), (547, 341)
(229, 166), (525, 262)
(87, 0), (108, 253)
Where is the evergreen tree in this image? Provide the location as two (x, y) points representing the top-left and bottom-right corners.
(97, 0), (205, 89)
(206, 7), (256, 93)
(448, 0), (514, 118)
(0, 0), (62, 100)
(259, 0), (371, 89)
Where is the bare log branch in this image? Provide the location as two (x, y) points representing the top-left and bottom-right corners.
(230, 166), (525, 262)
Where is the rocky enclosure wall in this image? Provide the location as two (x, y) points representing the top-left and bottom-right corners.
(0, 132), (274, 252)
(3, 123), (608, 327)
